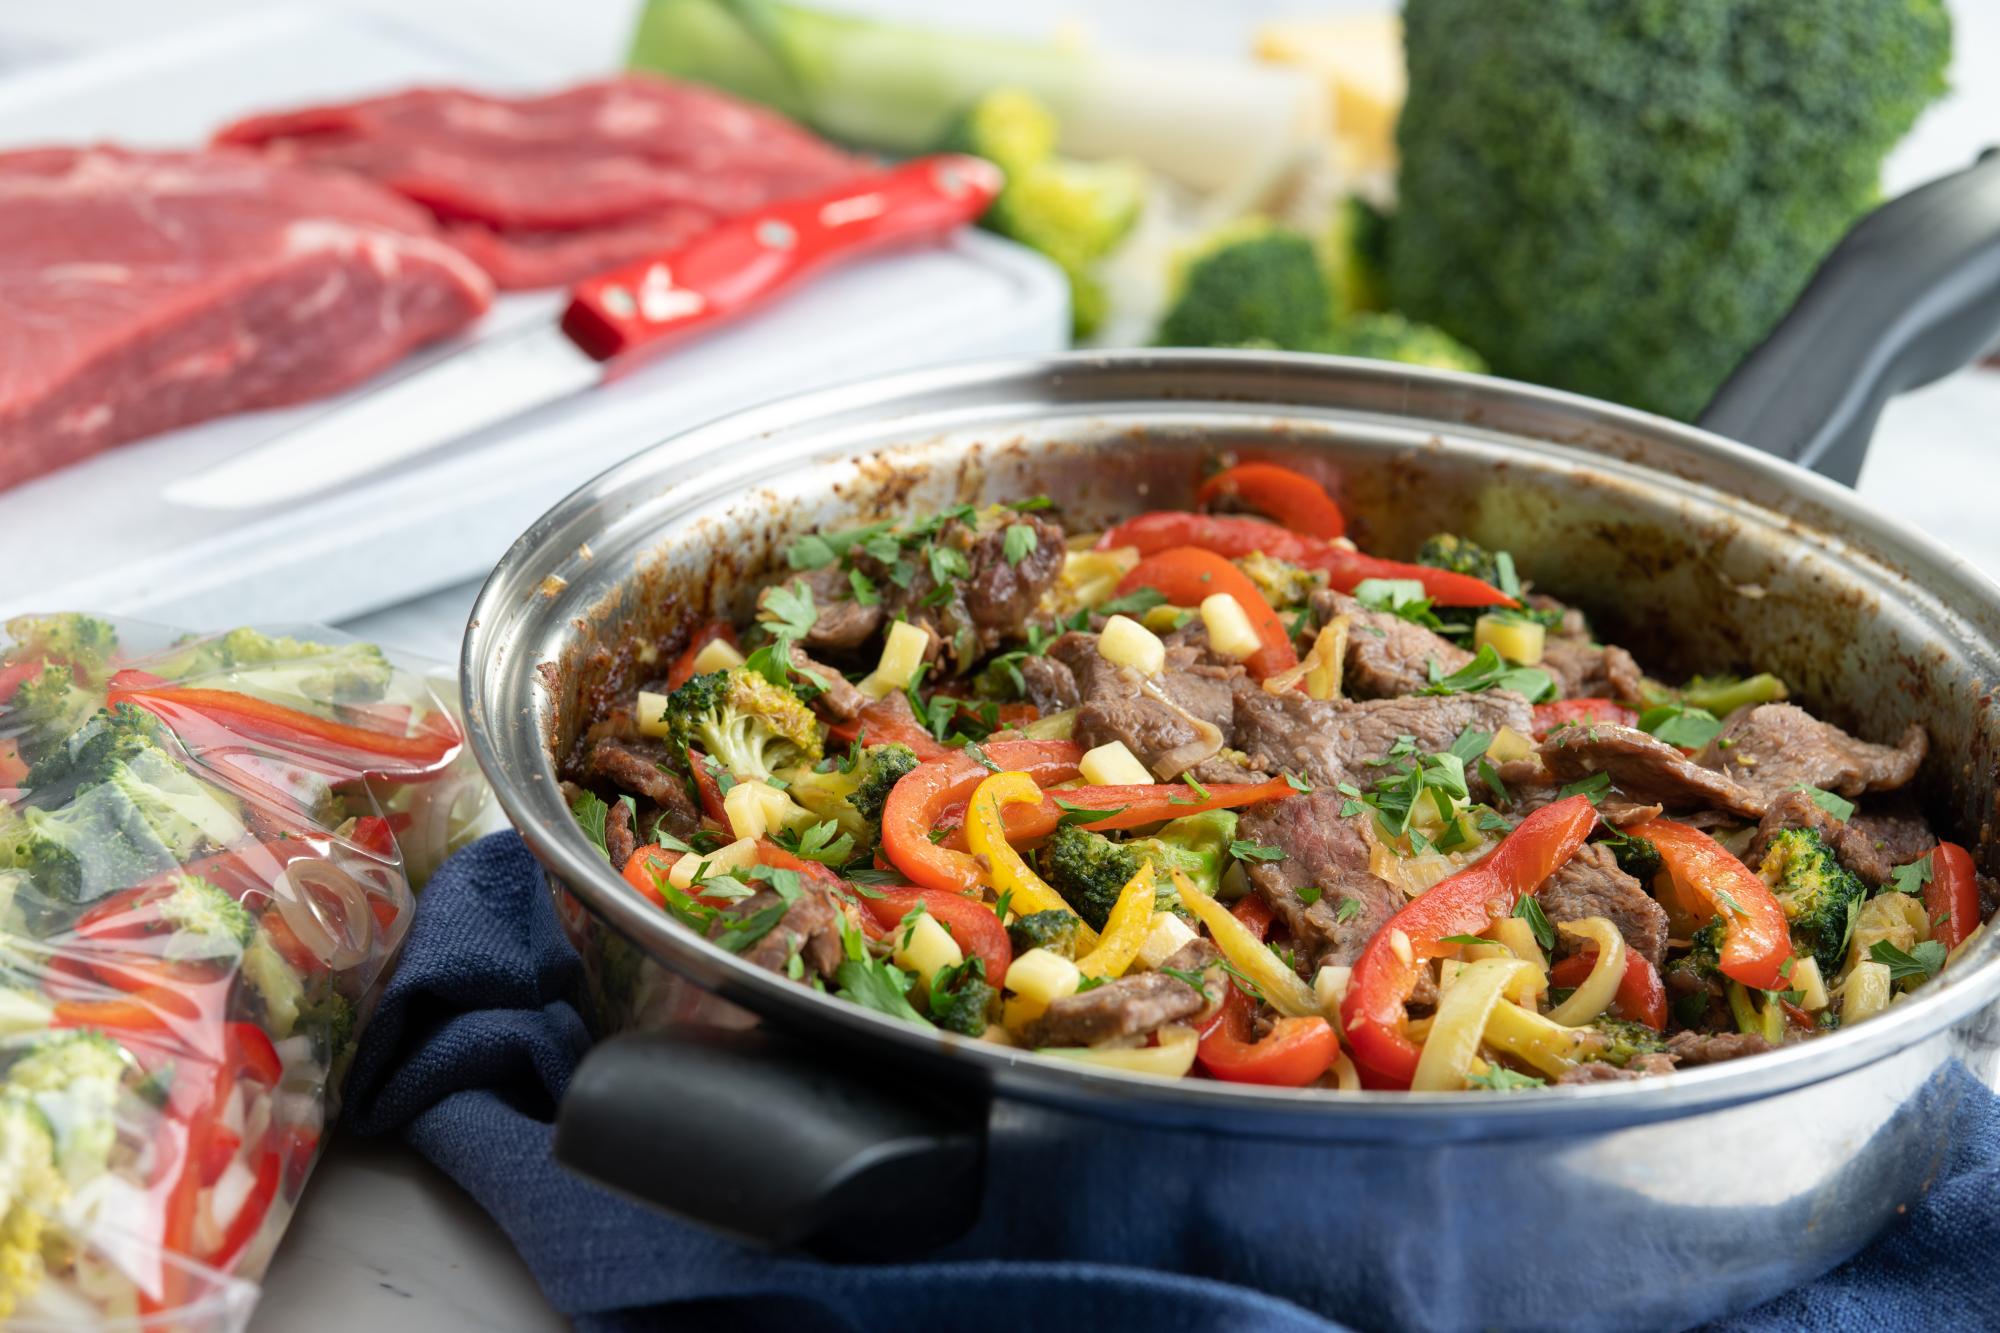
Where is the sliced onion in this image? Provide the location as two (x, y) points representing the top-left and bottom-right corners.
(277, 860), (373, 971)
(210, 1157), (260, 1233)
(1138, 678), (1224, 778)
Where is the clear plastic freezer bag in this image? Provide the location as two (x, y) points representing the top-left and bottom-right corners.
(0, 614), (492, 1328)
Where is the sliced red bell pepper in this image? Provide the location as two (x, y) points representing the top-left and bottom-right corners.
(52, 984), (205, 1032)
(1232, 893), (1275, 941)
(622, 845), (679, 904)
(1626, 818), (1791, 992)
(881, 741), (1082, 893)
(0, 738), (26, 788)
(1926, 842), (1981, 952)
(687, 749), (730, 824)
(212, 1144), (282, 1272)
(939, 776), (1296, 851)
(1532, 698), (1639, 737)
(108, 671), (461, 779)
(751, 838), (851, 889)
(1116, 547), (1299, 679)
(347, 813), (410, 859)
(1548, 949), (1668, 1031)
(666, 622), (741, 692)
(1097, 512), (1516, 609)
(1197, 983), (1338, 1087)
(1197, 462), (1346, 539)
(824, 695), (952, 760)
(1342, 795), (1597, 1087)
(862, 887), (1012, 985)
(72, 884), (238, 992)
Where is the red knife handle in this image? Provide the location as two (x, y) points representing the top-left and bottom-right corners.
(561, 153), (1003, 364)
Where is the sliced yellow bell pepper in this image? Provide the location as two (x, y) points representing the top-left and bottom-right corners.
(1038, 1024), (1199, 1077)
(966, 770), (1098, 951)
(1171, 869), (1319, 1018)
(1076, 861), (1157, 979)
(1480, 999), (1601, 1078)
(1411, 957), (1537, 1092)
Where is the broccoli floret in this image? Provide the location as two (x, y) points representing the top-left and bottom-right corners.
(4, 615), (116, 681)
(1041, 825), (1140, 931)
(925, 956), (996, 1038)
(1415, 534), (1500, 586)
(666, 667), (823, 788)
(157, 874), (255, 963)
(1126, 809), (1240, 900)
(22, 703), (164, 793)
(1606, 832), (1662, 886)
(1323, 196), (1390, 318)
(1156, 219), (1330, 350)
(1586, 1016), (1670, 1068)
(783, 743), (919, 851)
(1236, 552), (1323, 613)
(241, 929), (304, 1039)
(154, 627), (394, 703)
(1391, 0), (1952, 420)
(1758, 827), (1869, 974)
(0, 1092), (59, 1318)
(5, 666), (97, 765)
(1007, 909), (1083, 960)
(0, 792), (173, 906)
(944, 89), (1145, 338)
(7, 1031), (128, 1187)
(1301, 313), (1487, 373)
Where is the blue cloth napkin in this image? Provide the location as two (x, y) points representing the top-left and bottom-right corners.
(343, 833), (2000, 1332)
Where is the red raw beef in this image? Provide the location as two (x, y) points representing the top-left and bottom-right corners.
(215, 75), (868, 288)
(0, 147), (492, 491)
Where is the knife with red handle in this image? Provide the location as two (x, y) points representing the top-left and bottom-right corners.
(166, 154), (1004, 510)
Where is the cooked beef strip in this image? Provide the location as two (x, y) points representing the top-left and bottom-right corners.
(1312, 590), (1471, 698)
(1846, 802), (1938, 868)
(1019, 653), (1080, 713)
(1233, 789), (1402, 970)
(1186, 756), (1272, 785)
(1744, 787), (1918, 888)
(1527, 594), (1592, 641)
(1232, 684), (1533, 791)
(1052, 630), (1243, 777)
(1161, 938), (1223, 974)
(1539, 723), (1765, 818)
(1539, 637), (1645, 706)
(1665, 1030), (1773, 1066)
(1537, 841), (1669, 967)
(767, 565), (884, 657)
(1665, 964), (1726, 1028)
(962, 511), (1065, 646)
(604, 796), (637, 871)
(1020, 971), (1205, 1047)
(1698, 703), (1927, 802)
(584, 737), (701, 836)
(716, 884), (845, 980)
(790, 644), (866, 720)
(1556, 1053), (1677, 1084)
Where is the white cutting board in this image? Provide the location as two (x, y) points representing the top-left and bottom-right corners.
(0, 4), (1069, 627)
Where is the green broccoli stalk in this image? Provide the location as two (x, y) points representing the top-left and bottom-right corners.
(943, 88), (1145, 337)
(1040, 825), (1140, 931)
(781, 743), (919, 851)
(665, 667), (824, 788)
(1007, 909), (1084, 960)
(1156, 219), (1329, 350)
(925, 956), (997, 1037)
(1758, 828), (1869, 974)
(1391, 0), (1952, 419)
(4, 615), (117, 682)
(152, 626), (394, 703)
(1125, 809), (1239, 900)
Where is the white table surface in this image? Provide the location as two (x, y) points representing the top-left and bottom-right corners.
(7, 2), (1999, 1328)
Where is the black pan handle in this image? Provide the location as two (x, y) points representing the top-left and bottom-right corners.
(554, 1026), (987, 1259)
(1697, 149), (2000, 486)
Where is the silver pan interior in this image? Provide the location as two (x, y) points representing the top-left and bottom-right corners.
(463, 350), (2000, 1140)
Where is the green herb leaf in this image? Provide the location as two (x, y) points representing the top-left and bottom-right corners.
(1182, 772), (1212, 802)
(964, 742), (1002, 774)
(571, 790), (612, 860)
(1297, 885), (1323, 907)
(761, 580), (818, 642)
(1284, 772), (1314, 793)
(1097, 587), (1169, 617)
(1467, 1065), (1545, 1092)
(833, 919), (930, 1025)
(1439, 934), (1487, 947)
(1002, 523), (1041, 566)
(1335, 897), (1362, 923)
(848, 568), (881, 607)
(1514, 895), (1556, 953)
(1558, 771), (1611, 805)
(1888, 852), (1935, 897)
(1638, 702), (1722, 750)
(1478, 756), (1511, 808)
(773, 819), (856, 867)
(1421, 643), (1555, 703)
(710, 902), (790, 954)
(1054, 797), (1127, 828)
(1230, 840), (1287, 863)
(1791, 784), (1855, 822)
(1494, 551), (1521, 601)
(1160, 965), (1211, 1000)
(928, 543), (971, 586)
(1009, 495), (1053, 512)
(1870, 938), (1947, 984)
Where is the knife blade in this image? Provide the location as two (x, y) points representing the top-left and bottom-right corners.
(165, 154), (1003, 511)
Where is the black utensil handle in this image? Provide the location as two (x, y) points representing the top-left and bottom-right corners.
(1697, 149), (2000, 486)
(554, 1026), (987, 1260)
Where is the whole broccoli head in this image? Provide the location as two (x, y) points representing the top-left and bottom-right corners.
(1156, 220), (1331, 350)
(1759, 827), (1869, 974)
(781, 743), (919, 851)
(1415, 534), (1501, 586)
(1125, 809), (1239, 900)
(1391, 0), (1952, 420)
(1007, 908), (1083, 960)
(155, 627), (394, 703)
(1041, 825), (1141, 931)
(944, 88), (1145, 338)
(1301, 313), (1487, 373)
(925, 956), (996, 1037)
(667, 667), (823, 788)
(4, 615), (116, 681)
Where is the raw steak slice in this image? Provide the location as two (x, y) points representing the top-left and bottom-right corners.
(0, 147), (491, 491)
(215, 76), (866, 288)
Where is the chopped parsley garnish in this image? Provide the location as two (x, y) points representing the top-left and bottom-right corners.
(1285, 772), (1314, 793)
(848, 568), (880, 607)
(570, 790), (612, 860)
(1888, 852), (1935, 897)
(1439, 934), (1487, 947)
(964, 742), (1003, 773)
(1218, 960), (1266, 1004)
(1335, 897), (1362, 924)
(1870, 938), (1947, 984)
(1054, 797), (1126, 828)
(1478, 757), (1511, 807)
(1792, 784), (1855, 822)
(1297, 885), (1323, 907)
(1558, 771), (1611, 805)
(1097, 587), (1169, 618)
(1160, 965), (1211, 1000)
(1182, 772), (1212, 801)
(1002, 523), (1041, 566)
(1230, 840), (1287, 863)
(1493, 551), (1522, 601)
(772, 819), (855, 867)
(832, 917), (929, 1025)
(1514, 895), (1556, 952)
(1421, 643), (1555, 703)
(760, 580), (819, 642)
(1638, 702), (1722, 750)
